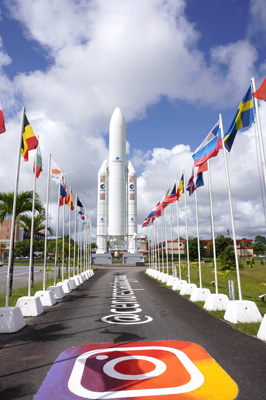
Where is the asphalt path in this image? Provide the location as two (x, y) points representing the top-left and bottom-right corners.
(0, 266), (266, 399)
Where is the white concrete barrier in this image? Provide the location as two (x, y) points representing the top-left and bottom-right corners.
(0, 307), (26, 333)
(16, 296), (44, 317)
(35, 290), (56, 307)
(224, 300), (262, 324)
(204, 293), (229, 311)
(257, 314), (266, 341)
(190, 288), (211, 302)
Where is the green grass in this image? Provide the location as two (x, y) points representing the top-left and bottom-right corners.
(151, 261), (266, 338)
(0, 267), (97, 307)
(0, 276), (63, 307)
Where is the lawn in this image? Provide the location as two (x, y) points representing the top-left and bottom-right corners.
(153, 259), (266, 338)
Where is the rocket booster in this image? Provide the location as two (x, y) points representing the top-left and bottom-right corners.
(108, 107), (126, 237)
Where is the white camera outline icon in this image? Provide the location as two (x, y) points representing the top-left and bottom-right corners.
(68, 345), (204, 399)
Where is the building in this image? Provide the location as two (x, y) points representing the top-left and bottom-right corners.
(0, 218), (45, 259)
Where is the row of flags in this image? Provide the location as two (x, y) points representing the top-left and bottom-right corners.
(1, 105), (91, 227)
(142, 77), (266, 228)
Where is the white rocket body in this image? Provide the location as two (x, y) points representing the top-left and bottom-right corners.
(108, 107), (126, 248)
(96, 107), (137, 254)
(127, 161), (137, 253)
(96, 160), (108, 253)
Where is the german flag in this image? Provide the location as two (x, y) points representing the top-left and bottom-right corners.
(21, 113), (38, 161)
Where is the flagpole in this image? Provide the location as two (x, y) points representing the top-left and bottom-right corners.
(73, 193), (77, 276)
(175, 198), (182, 280)
(68, 186), (72, 279)
(170, 205), (174, 272)
(160, 217), (164, 274)
(43, 153), (51, 291)
(164, 208), (169, 274)
(194, 182), (202, 288)
(207, 160), (218, 294)
(54, 182), (60, 285)
(184, 171), (190, 283)
(77, 217), (80, 274)
(220, 113), (242, 300)
(5, 107), (25, 307)
(62, 192), (65, 282)
(251, 77), (266, 191)
(28, 136), (38, 297)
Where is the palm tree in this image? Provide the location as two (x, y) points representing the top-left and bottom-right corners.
(18, 213), (53, 287)
(0, 191), (45, 296)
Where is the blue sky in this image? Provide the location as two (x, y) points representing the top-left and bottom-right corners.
(0, 0), (266, 241)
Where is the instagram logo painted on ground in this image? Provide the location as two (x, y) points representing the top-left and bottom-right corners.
(35, 341), (238, 399)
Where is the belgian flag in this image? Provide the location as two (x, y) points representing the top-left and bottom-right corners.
(21, 113), (38, 161)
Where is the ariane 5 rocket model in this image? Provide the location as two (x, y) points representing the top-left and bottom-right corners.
(96, 107), (138, 254)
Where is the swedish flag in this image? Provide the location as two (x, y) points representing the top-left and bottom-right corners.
(224, 86), (254, 152)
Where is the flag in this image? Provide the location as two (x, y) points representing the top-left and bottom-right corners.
(0, 100), (6, 134)
(142, 217), (154, 227)
(155, 201), (164, 217)
(186, 170), (195, 196)
(197, 160), (208, 174)
(33, 145), (43, 178)
(192, 120), (222, 167)
(50, 158), (64, 183)
(252, 77), (266, 102)
(147, 206), (156, 219)
(21, 113), (38, 161)
(195, 171), (204, 188)
(176, 174), (184, 200)
(66, 189), (74, 210)
(77, 196), (84, 216)
(224, 86), (254, 152)
(162, 183), (177, 206)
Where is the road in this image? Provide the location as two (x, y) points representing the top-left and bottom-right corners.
(0, 266), (265, 399)
(0, 265), (44, 294)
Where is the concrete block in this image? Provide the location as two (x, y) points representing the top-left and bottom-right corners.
(35, 290), (56, 307)
(180, 283), (197, 296)
(16, 296), (43, 317)
(0, 307), (26, 333)
(47, 285), (65, 299)
(224, 300), (262, 324)
(204, 293), (229, 311)
(257, 314), (266, 341)
(190, 288), (211, 302)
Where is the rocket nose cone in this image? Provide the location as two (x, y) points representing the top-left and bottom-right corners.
(109, 107), (126, 130)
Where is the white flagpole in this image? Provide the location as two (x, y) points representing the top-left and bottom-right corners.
(62, 191), (65, 282)
(160, 217), (164, 273)
(43, 153), (51, 291)
(175, 198), (182, 280)
(5, 107), (25, 307)
(28, 135), (38, 297)
(54, 182), (60, 285)
(251, 77), (266, 191)
(194, 182), (202, 288)
(68, 186), (72, 279)
(73, 193), (77, 276)
(164, 208), (169, 274)
(220, 113), (242, 300)
(155, 219), (160, 271)
(184, 171), (190, 283)
(207, 159), (218, 294)
(170, 205), (174, 272)
(77, 217), (80, 274)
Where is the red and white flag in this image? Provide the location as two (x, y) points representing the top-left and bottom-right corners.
(0, 100), (6, 134)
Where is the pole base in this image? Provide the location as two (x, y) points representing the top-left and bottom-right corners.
(0, 307), (26, 333)
(224, 300), (262, 324)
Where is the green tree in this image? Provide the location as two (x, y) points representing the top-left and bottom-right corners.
(18, 213), (52, 287)
(0, 191), (45, 296)
(184, 237), (207, 262)
(254, 235), (266, 245)
(253, 242), (266, 256)
(208, 235), (233, 257)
